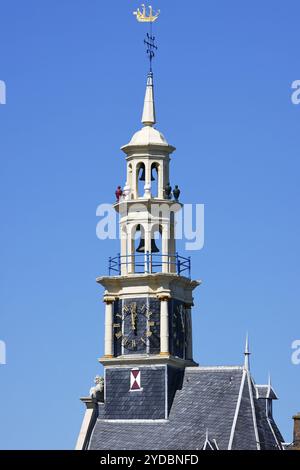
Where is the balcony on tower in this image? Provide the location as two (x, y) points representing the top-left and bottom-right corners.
(108, 251), (191, 278)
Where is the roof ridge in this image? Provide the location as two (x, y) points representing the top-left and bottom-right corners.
(246, 370), (261, 450)
(186, 366), (244, 372)
(228, 368), (247, 449)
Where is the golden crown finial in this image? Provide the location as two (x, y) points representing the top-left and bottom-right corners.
(133, 4), (160, 23)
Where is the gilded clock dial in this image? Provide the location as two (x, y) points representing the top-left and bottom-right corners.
(114, 302), (156, 352)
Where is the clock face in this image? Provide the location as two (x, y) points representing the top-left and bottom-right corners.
(113, 302), (157, 352)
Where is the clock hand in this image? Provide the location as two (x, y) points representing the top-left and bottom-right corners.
(131, 309), (137, 332)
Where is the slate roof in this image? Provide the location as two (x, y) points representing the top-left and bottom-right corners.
(256, 384), (278, 400)
(87, 366), (284, 450)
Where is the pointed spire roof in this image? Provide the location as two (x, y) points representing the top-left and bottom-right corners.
(121, 72), (175, 152)
(268, 373), (272, 390)
(141, 72), (156, 126)
(244, 333), (251, 370)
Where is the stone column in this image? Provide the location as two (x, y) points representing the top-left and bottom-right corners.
(162, 225), (169, 274)
(127, 226), (135, 275)
(144, 160), (152, 199)
(158, 294), (171, 356)
(158, 162), (163, 199)
(120, 227), (127, 275)
(104, 297), (115, 358)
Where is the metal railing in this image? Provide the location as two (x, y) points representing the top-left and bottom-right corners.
(108, 252), (191, 278)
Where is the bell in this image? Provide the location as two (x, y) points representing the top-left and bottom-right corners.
(136, 237), (145, 253)
(139, 167), (156, 182)
(139, 167), (146, 181)
(136, 238), (160, 253)
(151, 238), (160, 253)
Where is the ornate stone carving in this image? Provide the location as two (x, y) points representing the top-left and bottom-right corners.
(89, 376), (104, 401)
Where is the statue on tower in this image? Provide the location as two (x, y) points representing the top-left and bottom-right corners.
(165, 182), (172, 199)
(115, 186), (123, 202)
(173, 185), (181, 202)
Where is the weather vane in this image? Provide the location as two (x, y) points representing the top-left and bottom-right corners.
(133, 4), (160, 73)
(133, 4), (160, 23)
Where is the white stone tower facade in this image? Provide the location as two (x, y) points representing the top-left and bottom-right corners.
(97, 71), (200, 367)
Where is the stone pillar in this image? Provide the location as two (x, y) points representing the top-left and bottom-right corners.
(162, 225), (169, 274)
(104, 297), (115, 358)
(144, 228), (152, 273)
(293, 413), (300, 449)
(144, 160), (152, 199)
(127, 226), (135, 275)
(158, 162), (163, 199)
(158, 294), (170, 356)
(120, 233), (127, 275)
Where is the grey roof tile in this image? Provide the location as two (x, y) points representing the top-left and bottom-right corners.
(88, 367), (284, 450)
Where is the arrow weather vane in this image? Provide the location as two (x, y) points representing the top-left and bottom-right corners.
(133, 4), (160, 73)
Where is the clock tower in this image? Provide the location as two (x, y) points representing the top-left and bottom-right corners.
(95, 70), (200, 420)
(76, 9), (285, 451)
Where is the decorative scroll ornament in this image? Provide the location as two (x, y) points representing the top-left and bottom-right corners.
(133, 4), (160, 23)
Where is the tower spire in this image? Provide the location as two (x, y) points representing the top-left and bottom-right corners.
(142, 72), (156, 126)
(267, 372), (272, 398)
(133, 4), (159, 127)
(244, 333), (251, 370)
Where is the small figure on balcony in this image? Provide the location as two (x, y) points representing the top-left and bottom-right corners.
(173, 185), (181, 201)
(165, 182), (172, 199)
(115, 186), (123, 201)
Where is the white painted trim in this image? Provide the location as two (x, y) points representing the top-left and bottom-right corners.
(247, 371), (261, 450)
(265, 400), (281, 450)
(213, 439), (220, 450)
(185, 366), (243, 372)
(104, 364), (166, 370)
(203, 439), (214, 450)
(228, 369), (246, 450)
(98, 419), (168, 424)
(75, 405), (97, 450)
(164, 365), (168, 420)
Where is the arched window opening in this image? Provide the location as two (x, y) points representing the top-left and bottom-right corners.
(151, 162), (159, 198)
(150, 225), (163, 273)
(134, 224), (146, 273)
(137, 162), (146, 198)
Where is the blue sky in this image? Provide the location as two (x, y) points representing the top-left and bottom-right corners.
(0, 0), (299, 449)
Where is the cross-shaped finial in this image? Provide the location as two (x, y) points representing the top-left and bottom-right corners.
(144, 33), (158, 72)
